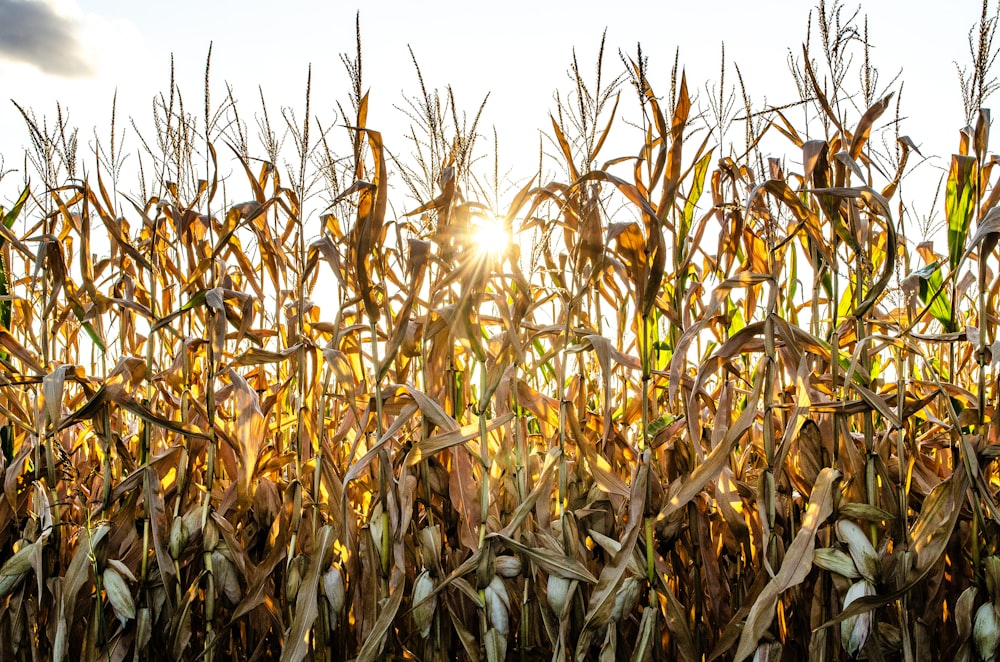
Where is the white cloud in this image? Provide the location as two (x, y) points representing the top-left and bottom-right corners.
(0, 0), (94, 77)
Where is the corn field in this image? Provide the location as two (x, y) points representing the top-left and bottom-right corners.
(3, 2), (1000, 660)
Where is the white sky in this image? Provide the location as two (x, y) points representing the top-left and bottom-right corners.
(0, 0), (987, 225)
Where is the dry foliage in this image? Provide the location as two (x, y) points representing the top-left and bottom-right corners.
(2, 4), (1000, 661)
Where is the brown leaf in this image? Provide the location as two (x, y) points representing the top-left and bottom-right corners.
(850, 93), (893, 160)
(734, 467), (840, 661)
(661, 368), (764, 520)
(0, 329), (43, 374)
(228, 368), (266, 503)
(495, 534), (598, 583)
(449, 444), (481, 552)
(575, 464), (648, 659)
(280, 526), (335, 662)
(405, 413), (512, 465)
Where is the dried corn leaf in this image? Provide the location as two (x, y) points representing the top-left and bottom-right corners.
(280, 526), (335, 662)
(734, 467), (840, 661)
(494, 534), (598, 584)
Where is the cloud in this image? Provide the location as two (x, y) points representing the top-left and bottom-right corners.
(0, 0), (94, 77)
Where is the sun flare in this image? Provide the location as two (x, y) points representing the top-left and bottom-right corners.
(470, 215), (510, 257)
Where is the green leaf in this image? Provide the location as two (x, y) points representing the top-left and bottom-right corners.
(1, 185), (30, 230)
(80, 321), (107, 354)
(946, 155), (977, 273)
(645, 414), (679, 439)
(913, 261), (955, 331)
(151, 289), (209, 333)
(681, 150), (713, 246)
(0, 185), (29, 334)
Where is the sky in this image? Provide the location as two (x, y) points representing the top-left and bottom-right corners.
(0, 0), (988, 223)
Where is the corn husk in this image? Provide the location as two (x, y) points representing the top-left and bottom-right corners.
(323, 565), (346, 620)
(485, 575), (510, 636)
(975, 603), (1000, 662)
(412, 570), (437, 638)
(103, 565), (135, 625)
(285, 554), (307, 605)
(612, 576), (641, 622)
(835, 520), (879, 583)
(547, 574), (571, 620)
(813, 547), (862, 579)
(840, 580), (875, 657)
(494, 555), (522, 579)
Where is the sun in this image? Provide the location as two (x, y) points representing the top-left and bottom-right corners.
(470, 214), (510, 257)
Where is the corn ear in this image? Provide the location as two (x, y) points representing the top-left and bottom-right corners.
(836, 520), (879, 583)
(612, 576), (641, 622)
(411, 570), (436, 638)
(494, 555), (522, 579)
(840, 580), (875, 657)
(547, 574), (571, 620)
(323, 565), (346, 621)
(975, 603), (1000, 662)
(103, 565), (136, 625)
(485, 575), (510, 636)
